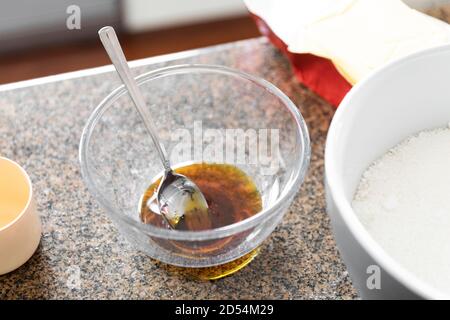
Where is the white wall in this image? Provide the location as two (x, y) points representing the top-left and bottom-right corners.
(121, 0), (450, 33)
(122, 0), (248, 32)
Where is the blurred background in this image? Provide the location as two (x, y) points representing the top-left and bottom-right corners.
(2, 0), (449, 86)
(0, 0), (259, 85)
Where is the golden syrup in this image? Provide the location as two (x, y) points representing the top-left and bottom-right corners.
(140, 163), (262, 279)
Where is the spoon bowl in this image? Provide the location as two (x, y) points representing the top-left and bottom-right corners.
(157, 170), (209, 230)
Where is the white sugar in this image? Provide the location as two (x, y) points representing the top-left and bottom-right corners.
(353, 126), (450, 294)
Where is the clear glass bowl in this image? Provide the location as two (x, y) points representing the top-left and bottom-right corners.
(79, 65), (310, 267)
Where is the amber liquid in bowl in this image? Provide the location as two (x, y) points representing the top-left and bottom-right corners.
(139, 163), (262, 279)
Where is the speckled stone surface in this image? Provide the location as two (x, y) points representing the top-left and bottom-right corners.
(0, 38), (357, 299)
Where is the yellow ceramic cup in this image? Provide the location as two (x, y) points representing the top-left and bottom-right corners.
(0, 156), (41, 275)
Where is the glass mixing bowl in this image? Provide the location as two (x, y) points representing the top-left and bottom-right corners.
(79, 65), (310, 267)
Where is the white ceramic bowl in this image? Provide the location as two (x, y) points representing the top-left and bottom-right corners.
(325, 44), (450, 299)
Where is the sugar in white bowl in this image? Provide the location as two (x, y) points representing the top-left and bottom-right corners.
(353, 124), (450, 294)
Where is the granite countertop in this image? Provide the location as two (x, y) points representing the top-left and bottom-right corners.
(0, 38), (357, 299)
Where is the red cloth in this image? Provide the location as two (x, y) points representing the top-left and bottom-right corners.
(253, 14), (352, 107)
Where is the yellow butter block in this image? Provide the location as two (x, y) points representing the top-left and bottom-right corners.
(246, 0), (450, 85)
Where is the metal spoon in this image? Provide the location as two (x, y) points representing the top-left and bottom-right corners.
(98, 26), (209, 230)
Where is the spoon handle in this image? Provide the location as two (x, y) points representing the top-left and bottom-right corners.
(98, 26), (171, 173)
